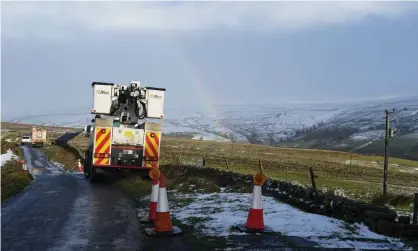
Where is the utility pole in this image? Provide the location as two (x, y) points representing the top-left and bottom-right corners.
(383, 109), (395, 196)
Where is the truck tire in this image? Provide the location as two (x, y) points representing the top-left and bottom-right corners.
(90, 164), (99, 183)
(84, 151), (91, 178)
(88, 150), (99, 183)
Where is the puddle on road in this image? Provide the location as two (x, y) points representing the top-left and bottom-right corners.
(43, 191), (59, 195)
(45, 164), (63, 175)
(34, 160), (44, 168)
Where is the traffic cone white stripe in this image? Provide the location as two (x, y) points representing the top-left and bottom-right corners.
(157, 187), (169, 212)
(77, 159), (83, 172)
(250, 185), (263, 209)
(153, 173), (175, 233)
(147, 179), (159, 221)
(151, 180), (159, 203)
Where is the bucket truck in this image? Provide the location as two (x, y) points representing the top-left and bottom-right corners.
(84, 80), (165, 182)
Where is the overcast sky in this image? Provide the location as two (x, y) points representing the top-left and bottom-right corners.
(2, 1), (418, 118)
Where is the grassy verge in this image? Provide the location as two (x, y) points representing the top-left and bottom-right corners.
(1, 161), (34, 201)
(1, 134), (24, 159)
(42, 145), (79, 172)
(1, 136), (33, 201)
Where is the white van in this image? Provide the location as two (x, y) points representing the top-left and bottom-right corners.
(21, 135), (32, 146)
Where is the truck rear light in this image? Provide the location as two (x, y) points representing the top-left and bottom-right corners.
(144, 156), (158, 161)
(95, 153), (110, 158)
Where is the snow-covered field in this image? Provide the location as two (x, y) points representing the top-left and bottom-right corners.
(1, 149), (17, 167)
(148, 191), (412, 250)
(349, 130), (386, 141)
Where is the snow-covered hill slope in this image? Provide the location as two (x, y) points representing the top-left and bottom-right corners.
(3, 96), (418, 146)
(165, 96), (418, 145)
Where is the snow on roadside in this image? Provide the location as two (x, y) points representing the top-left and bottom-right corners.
(1, 149), (18, 167)
(170, 192), (411, 250)
(48, 161), (66, 174)
(51, 161), (66, 170)
(192, 133), (231, 142)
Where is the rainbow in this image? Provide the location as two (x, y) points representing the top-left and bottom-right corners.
(159, 34), (226, 132)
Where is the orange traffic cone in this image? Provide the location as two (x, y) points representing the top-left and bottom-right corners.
(140, 168), (160, 224)
(236, 172), (273, 233)
(144, 173), (182, 236)
(77, 159), (83, 172)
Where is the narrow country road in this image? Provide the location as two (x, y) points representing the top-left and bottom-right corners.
(1, 146), (144, 251)
(1, 146), (347, 251)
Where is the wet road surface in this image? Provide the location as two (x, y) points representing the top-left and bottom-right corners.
(2, 146), (143, 251)
(1, 146), (336, 251)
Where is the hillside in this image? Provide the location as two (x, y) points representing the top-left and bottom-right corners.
(2, 95), (418, 160)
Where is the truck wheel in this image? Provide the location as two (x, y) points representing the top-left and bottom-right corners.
(90, 165), (99, 183)
(89, 151), (99, 183)
(84, 151), (91, 178)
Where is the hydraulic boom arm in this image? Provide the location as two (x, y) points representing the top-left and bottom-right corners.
(91, 81), (166, 125)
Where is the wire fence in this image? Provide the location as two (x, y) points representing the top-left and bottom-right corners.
(159, 151), (417, 188)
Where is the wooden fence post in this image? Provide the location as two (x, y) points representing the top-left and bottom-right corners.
(309, 167), (317, 194)
(202, 155), (206, 167)
(413, 193), (418, 224)
(177, 154), (182, 166)
(224, 157), (229, 170)
(350, 154), (352, 168)
(258, 158), (264, 174)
